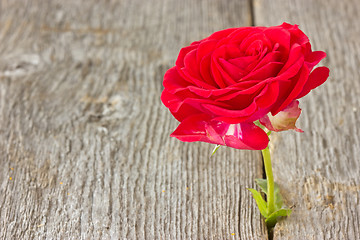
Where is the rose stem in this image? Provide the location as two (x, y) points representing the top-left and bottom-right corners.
(262, 146), (275, 215)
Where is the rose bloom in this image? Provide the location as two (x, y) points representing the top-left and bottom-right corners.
(161, 23), (329, 150)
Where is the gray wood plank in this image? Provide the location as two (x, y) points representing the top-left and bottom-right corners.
(0, 0), (267, 239)
(254, 0), (360, 239)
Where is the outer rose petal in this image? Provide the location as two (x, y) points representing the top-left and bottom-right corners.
(260, 100), (303, 132)
(163, 67), (190, 94)
(170, 114), (269, 150)
(176, 44), (199, 68)
(296, 66), (330, 99)
(271, 65), (309, 115)
(305, 51), (326, 70)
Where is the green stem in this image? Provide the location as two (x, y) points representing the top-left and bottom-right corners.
(262, 146), (275, 215)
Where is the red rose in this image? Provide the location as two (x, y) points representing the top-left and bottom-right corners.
(161, 23), (329, 150)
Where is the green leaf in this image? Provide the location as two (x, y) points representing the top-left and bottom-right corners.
(265, 208), (292, 228)
(247, 188), (268, 218)
(255, 179), (284, 210)
(255, 179), (268, 194)
(211, 145), (221, 156)
(274, 192), (284, 210)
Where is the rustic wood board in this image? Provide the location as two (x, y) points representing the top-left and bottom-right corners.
(0, 0), (268, 239)
(254, 0), (360, 239)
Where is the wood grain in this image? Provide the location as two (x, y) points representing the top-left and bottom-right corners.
(254, 0), (360, 239)
(0, 0), (268, 239)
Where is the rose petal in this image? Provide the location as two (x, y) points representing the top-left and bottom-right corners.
(178, 82), (259, 100)
(223, 43), (243, 59)
(278, 44), (303, 76)
(196, 39), (218, 63)
(163, 67), (233, 99)
(263, 26), (291, 56)
(163, 67), (191, 94)
(284, 23), (309, 46)
(211, 54), (229, 88)
(240, 32), (272, 54)
(211, 45), (243, 86)
(255, 81), (280, 109)
(178, 66), (217, 89)
(170, 114), (269, 150)
(208, 28), (238, 40)
(260, 100), (303, 132)
(296, 66), (330, 99)
(228, 55), (259, 71)
(213, 59), (237, 86)
(228, 27), (262, 44)
(176, 44), (199, 68)
(161, 90), (200, 122)
(271, 65), (309, 114)
(184, 49), (201, 78)
(245, 39), (265, 55)
(202, 101), (258, 120)
(211, 81), (279, 123)
(170, 114), (225, 145)
(223, 123), (269, 150)
(251, 49), (282, 71)
(305, 51), (327, 69)
(219, 58), (247, 80)
(242, 62), (284, 81)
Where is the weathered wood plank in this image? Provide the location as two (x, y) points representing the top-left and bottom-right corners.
(0, 0), (267, 239)
(254, 0), (360, 239)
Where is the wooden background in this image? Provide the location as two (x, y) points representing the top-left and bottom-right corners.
(0, 0), (359, 239)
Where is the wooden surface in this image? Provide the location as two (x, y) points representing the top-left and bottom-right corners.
(255, 0), (360, 239)
(0, 0), (267, 239)
(0, 0), (359, 239)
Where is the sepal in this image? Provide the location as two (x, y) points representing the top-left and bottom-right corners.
(248, 188), (269, 218)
